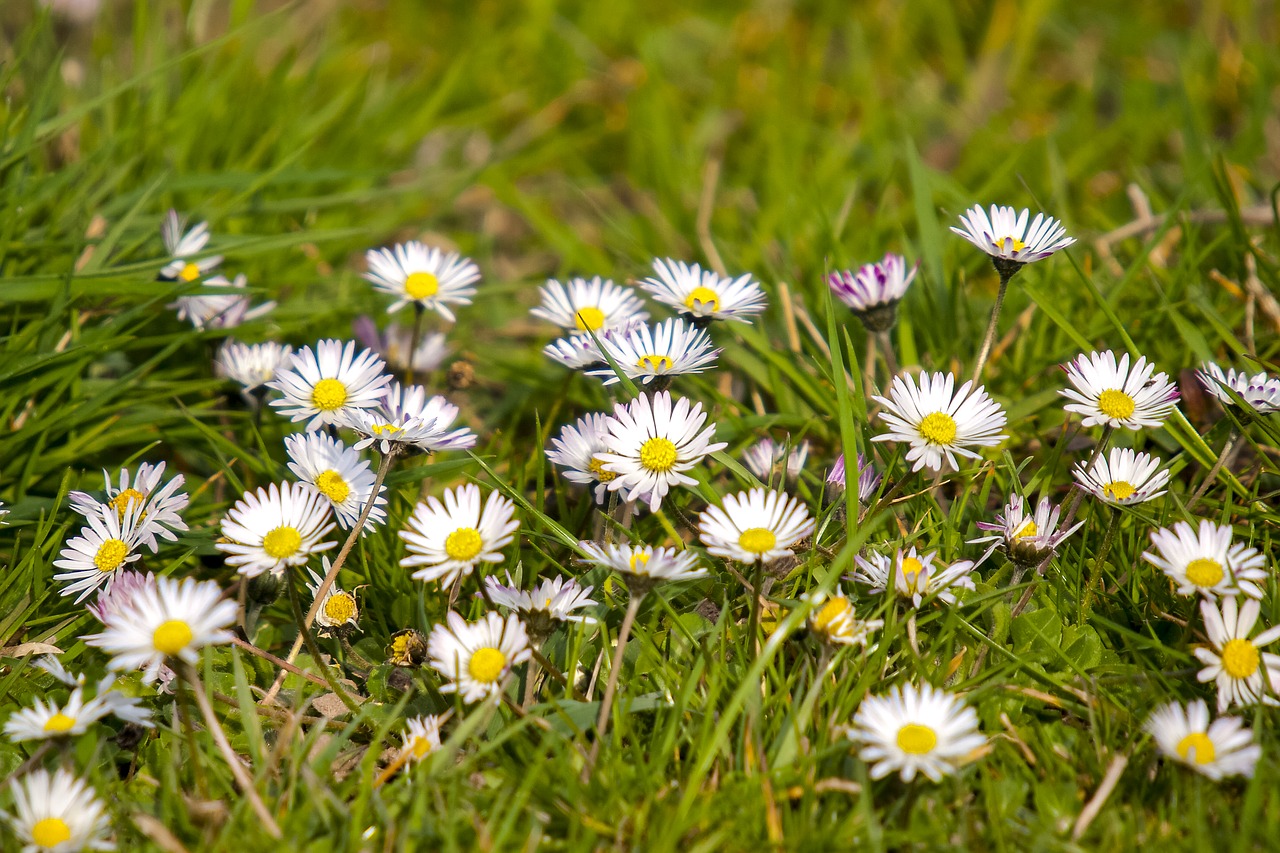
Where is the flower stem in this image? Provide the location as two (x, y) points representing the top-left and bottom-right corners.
(586, 590), (644, 775)
(406, 303), (425, 387)
(1080, 507), (1122, 623)
(1187, 429), (1241, 511)
(285, 568), (361, 714)
(746, 561), (765, 652)
(877, 329), (898, 383)
(971, 267), (1016, 385)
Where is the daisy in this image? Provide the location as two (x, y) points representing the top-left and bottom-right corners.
(950, 204), (1076, 276)
(1143, 520), (1267, 600)
(339, 383), (477, 455)
(169, 274), (274, 331)
(483, 572), (598, 631)
(3, 686), (109, 742)
(1145, 699), (1261, 780)
(588, 318), (721, 387)
(1196, 363), (1280, 416)
(1194, 597), (1280, 711)
(826, 453), (882, 504)
(305, 562), (359, 634)
(84, 576), (237, 684)
(68, 461), (189, 553)
(546, 413), (617, 504)
(400, 714), (447, 763)
(595, 390), (727, 512)
(217, 481), (337, 578)
(353, 315), (450, 374)
(1073, 447), (1171, 506)
(827, 253), (918, 332)
(267, 339), (393, 431)
(215, 340), (294, 400)
(852, 548), (976, 608)
(578, 542), (708, 591)
(802, 586), (883, 647)
(364, 241), (480, 319)
(159, 208), (221, 282)
(872, 372), (1007, 473)
(530, 276), (648, 335)
(698, 488), (815, 565)
(285, 432), (387, 531)
(969, 494), (1083, 569)
(6, 768), (113, 852)
(641, 258), (768, 325)
(1060, 350), (1180, 430)
(845, 683), (986, 782)
(399, 484), (519, 588)
(427, 611), (531, 703)
(31, 658), (151, 728)
(53, 504), (146, 603)
(741, 438), (808, 482)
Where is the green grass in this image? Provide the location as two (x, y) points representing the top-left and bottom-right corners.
(2, 0), (1280, 849)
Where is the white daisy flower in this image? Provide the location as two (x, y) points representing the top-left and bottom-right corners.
(84, 572), (176, 691)
(588, 318), (721, 387)
(969, 494), (1083, 569)
(950, 204), (1076, 270)
(530, 276), (648, 335)
(68, 461), (189, 553)
(399, 484), (519, 588)
(6, 768), (113, 853)
(578, 542), (707, 588)
(284, 432), (387, 532)
(698, 488), (815, 565)
(742, 438), (808, 482)
(216, 482), (337, 578)
(305, 562), (359, 633)
(354, 316), (450, 374)
(84, 576), (237, 684)
(169, 274), (274, 331)
(596, 390), (727, 512)
(1144, 520), (1267, 600)
(845, 683), (986, 782)
(1193, 597), (1280, 711)
(826, 453), (882, 504)
(1060, 350), (1180, 430)
(364, 241), (480, 319)
(267, 339), (393, 431)
(852, 547), (976, 608)
(215, 340), (294, 399)
(4, 687), (109, 742)
(546, 413), (617, 504)
(641, 258), (768, 325)
(427, 611), (531, 703)
(1197, 363), (1280, 415)
(871, 372), (1008, 473)
(160, 208), (221, 282)
(338, 383), (477, 455)
(53, 504), (146, 603)
(1073, 447), (1171, 506)
(1145, 699), (1261, 780)
(483, 572), (599, 628)
(827, 253), (918, 332)
(801, 586), (883, 647)
(400, 714), (447, 763)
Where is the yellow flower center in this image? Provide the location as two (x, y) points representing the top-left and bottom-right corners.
(992, 236), (1027, 253)
(637, 354), (674, 373)
(896, 723), (938, 755)
(684, 286), (721, 313)
(95, 538), (129, 573)
(42, 712), (76, 733)
(314, 470), (350, 504)
(110, 488), (147, 519)
(1175, 732), (1217, 765)
(900, 556), (924, 583)
(629, 552), (651, 571)
(153, 619), (194, 655)
(411, 736), (435, 759)
(1012, 519), (1038, 539)
(574, 306), (606, 331)
(31, 817), (72, 849)
(813, 597), (851, 633)
(311, 378), (348, 411)
(468, 647), (506, 683)
(1103, 481), (1135, 502)
(918, 411), (957, 446)
(1185, 558), (1224, 588)
(638, 437), (678, 472)
(405, 271), (440, 299)
(1221, 638), (1260, 679)
(179, 261), (202, 282)
(738, 527), (777, 555)
(587, 455), (618, 483)
(1096, 388), (1136, 420)
(444, 527), (484, 562)
(371, 423), (402, 437)
(323, 592), (358, 625)
(262, 526), (303, 559)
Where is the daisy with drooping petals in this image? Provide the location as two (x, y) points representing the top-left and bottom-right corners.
(853, 548), (976, 608)
(84, 576), (237, 684)
(353, 316), (450, 375)
(531, 276), (648, 335)
(364, 241), (480, 319)
(827, 253), (918, 332)
(588, 318), (721, 387)
(400, 714), (447, 763)
(339, 383), (477, 456)
(53, 504), (145, 603)
(802, 586), (883, 648)
(305, 562), (360, 634)
(483, 572), (598, 631)
(169, 273), (275, 331)
(217, 482), (336, 577)
(399, 484), (519, 588)
(427, 611), (531, 703)
(1144, 520), (1267, 600)
(578, 542), (707, 590)
(1196, 363), (1280, 416)
(742, 438), (808, 483)
(698, 488), (815, 565)
(1073, 447), (1171, 506)
(1060, 350), (1180, 430)
(596, 390), (727, 512)
(215, 340), (294, 400)
(68, 461), (189, 553)
(1194, 597), (1280, 711)
(159, 208), (221, 283)
(872, 372), (1007, 473)
(546, 413), (617, 504)
(826, 454), (882, 504)
(951, 204), (1075, 274)
(969, 494), (1083, 569)
(844, 683), (986, 782)
(267, 339), (393, 430)
(641, 258), (768, 325)
(6, 768), (113, 853)
(285, 432), (387, 532)
(1145, 699), (1260, 780)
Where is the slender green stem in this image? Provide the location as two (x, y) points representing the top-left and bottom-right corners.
(586, 590), (644, 774)
(286, 569), (361, 713)
(1080, 508), (1122, 622)
(877, 329), (898, 382)
(405, 303), (424, 386)
(746, 561), (765, 651)
(1187, 429), (1240, 511)
(175, 678), (209, 798)
(971, 268), (1015, 385)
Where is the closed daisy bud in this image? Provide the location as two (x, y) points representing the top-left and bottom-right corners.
(1060, 350), (1179, 430)
(1196, 362), (1280, 417)
(530, 276), (648, 335)
(698, 488), (815, 565)
(427, 611), (531, 703)
(1073, 447), (1170, 506)
(215, 340), (294, 400)
(827, 253), (917, 332)
(1144, 520), (1267, 600)
(742, 438), (808, 483)
(641, 258), (768, 326)
(363, 241), (479, 320)
(159, 209), (220, 283)
(399, 484), (518, 588)
(1146, 699), (1260, 780)
(7, 768), (113, 852)
(872, 372), (1007, 473)
(844, 683), (986, 783)
(826, 453), (882, 504)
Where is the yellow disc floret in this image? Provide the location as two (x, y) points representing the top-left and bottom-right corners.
(1096, 388), (1136, 420)
(405, 271), (440, 299)
(444, 527), (484, 562)
(574, 306), (606, 331)
(262, 526), (302, 560)
(42, 713), (76, 733)
(738, 527), (777, 555)
(323, 592), (358, 625)
(94, 539), (129, 574)
(813, 597), (852, 633)
(110, 488), (147, 519)
(684, 286), (721, 313)
(637, 354), (674, 373)
(1175, 732), (1216, 765)
(918, 412), (957, 446)
(588, 455), (618, 483)
(1103, 481), (1135, 502)
(31, 818), (72, 849)
(179, 262), (202, 283)
(639, 437), (678, 472)
(311, 378), (349, 411)
(468, 647), (506, 683)
(153, 619), (194, 655)
(896, 723), (938, 755)
(1221, 638), (1260, 679)
(1185, 558), (1224, 588)
(314, 470), (350, 504)
(992, 236), (1027, 253)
